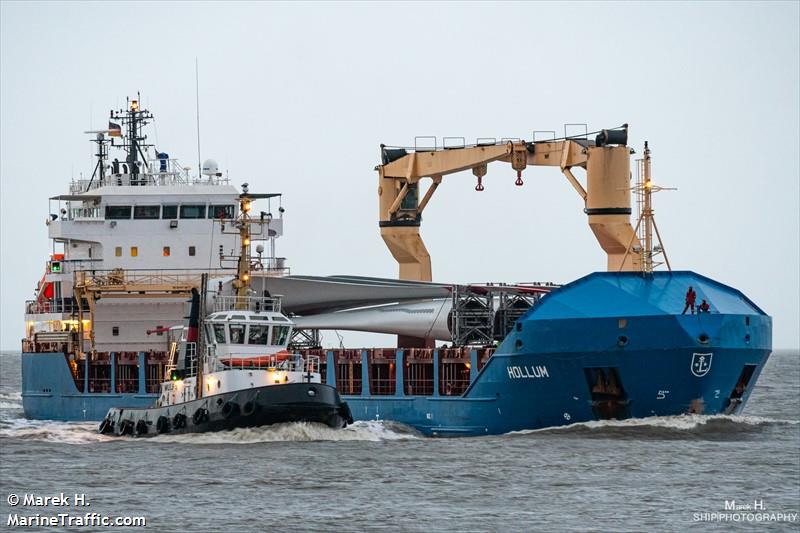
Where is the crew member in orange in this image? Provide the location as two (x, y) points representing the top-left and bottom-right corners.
(682, 286), (697, 315)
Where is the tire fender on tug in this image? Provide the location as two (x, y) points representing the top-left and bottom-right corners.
(192, 408), (209, 425)
(98, 417), (113, 434)
(119, 419), (134, 436)
(242, 400), (258, 416)
(221, 401), (240, 419)
(173, 413), (187, 429)
(156, 415), (170, 434)
(134, 419), (148, 437)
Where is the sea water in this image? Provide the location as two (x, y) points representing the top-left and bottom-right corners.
(1, 350), (798, 532)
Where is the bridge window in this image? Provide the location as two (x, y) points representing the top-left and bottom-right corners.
(133, 205), (160, 219)
(212, 324), (226, 343)
(162, 205), (178, 219)
(248, 325), (269, 345)
(105, 205), (132, 219)
(208, 205), (235, 219)
(271, 326), (290, 346)
(180, 205), (206, 219)
(229, 324), (245, 344)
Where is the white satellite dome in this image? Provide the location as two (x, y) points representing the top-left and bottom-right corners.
(201, 158), (219, 176)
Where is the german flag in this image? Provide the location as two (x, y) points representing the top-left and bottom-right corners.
(108, 121), (122, 137)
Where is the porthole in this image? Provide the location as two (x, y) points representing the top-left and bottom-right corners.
(515, 339), (523, 350)
(698, 333), (710, 344)
(516, 322), (522, 332)
(744, 334), (751, 344)
(617, 335), (628, 347)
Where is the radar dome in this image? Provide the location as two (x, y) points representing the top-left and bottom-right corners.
(201, 159), (220, 176)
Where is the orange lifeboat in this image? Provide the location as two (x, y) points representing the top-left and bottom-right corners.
(221, 350), (293, 368)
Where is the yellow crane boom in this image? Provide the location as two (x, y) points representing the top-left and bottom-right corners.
(376, 126), (642, 283)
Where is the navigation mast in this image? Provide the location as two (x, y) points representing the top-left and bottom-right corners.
(622, 141), (674, 273)
(110, 93), (154, 185)
(217, 184), (282, 308)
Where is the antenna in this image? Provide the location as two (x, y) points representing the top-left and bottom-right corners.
(195, 58), (202, 180)
(620, 141), (676, 273)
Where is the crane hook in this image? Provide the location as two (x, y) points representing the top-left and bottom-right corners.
(515, 170), (524, 187)
(475, 176), (484, 192)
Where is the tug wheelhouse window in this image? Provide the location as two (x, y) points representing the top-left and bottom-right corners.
(105, 206), (132, 219)
(133, 205), (160, 219)
(208, 205), (235, 219)
(162, 205), (178, 219)
(271, 326), (290, 345)
(229, 324), (246, 344)
(247, 325), (269, 345)
(212, 324), (226, 343)
(179, 205), (206, 219)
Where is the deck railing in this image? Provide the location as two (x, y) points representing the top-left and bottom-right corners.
(211, 295), (282, 313)
(68, 159), (230, 194)
(25, 299), (86, 315)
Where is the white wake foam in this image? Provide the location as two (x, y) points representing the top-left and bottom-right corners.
(0, 392), (22, 410)
(154, 420), (419, 444)
(0, 418), (111, 444)
(510, 414), (800, 436)
(0, 418), (418, 445)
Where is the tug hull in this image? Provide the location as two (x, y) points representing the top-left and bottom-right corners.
(98, 383), (353, 437)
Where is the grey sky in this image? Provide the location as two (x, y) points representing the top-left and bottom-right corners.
(1, 1), (798, 349)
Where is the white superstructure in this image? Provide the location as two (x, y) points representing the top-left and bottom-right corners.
(24, 97), (287, 354)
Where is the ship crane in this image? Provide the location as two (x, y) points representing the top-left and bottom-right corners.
(377, 125), (658, 282)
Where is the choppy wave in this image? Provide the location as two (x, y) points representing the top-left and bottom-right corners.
(0, 417), (419, 445)
(154, 420), (420, 444)
(0, 392), (22, 410)
(510, 414), (800, 437)
(0, 418), (111, 444)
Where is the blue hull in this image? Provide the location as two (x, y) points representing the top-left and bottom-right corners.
(22, 271), (772, 435)
(344, 345), (769, 436)
(22, 351), (156, 421)
(345, 271), (772, 436)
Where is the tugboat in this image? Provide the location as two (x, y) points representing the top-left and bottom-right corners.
(98, 188), (353, 437)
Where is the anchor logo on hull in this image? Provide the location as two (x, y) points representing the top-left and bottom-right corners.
(691, 352), (713, 377)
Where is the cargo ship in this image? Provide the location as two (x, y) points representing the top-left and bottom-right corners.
(21, 98), (772, 435)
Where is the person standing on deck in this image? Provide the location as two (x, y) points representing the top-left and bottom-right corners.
(682, 286), (697, 315)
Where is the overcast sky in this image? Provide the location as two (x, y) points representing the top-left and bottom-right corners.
(1, 1), (798, 349)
